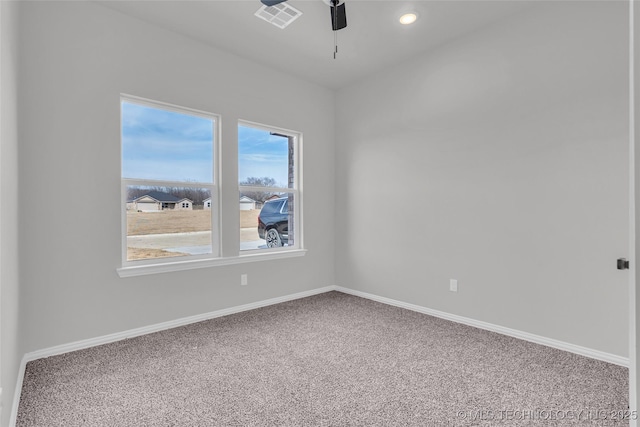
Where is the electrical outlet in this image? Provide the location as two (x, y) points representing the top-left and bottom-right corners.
(241, 274), (248, 286)
(450, 279), (458, 292)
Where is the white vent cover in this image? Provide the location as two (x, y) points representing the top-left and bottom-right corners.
(255, 3), (302, 29)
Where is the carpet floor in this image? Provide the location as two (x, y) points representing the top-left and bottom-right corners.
(16, 291), (628, 426)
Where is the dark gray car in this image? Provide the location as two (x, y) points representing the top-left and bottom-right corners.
(257, 196), (289, 247)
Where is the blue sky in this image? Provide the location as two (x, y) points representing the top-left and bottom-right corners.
(238, 125), (288, 186)
(122, 101), (214, 183)
(122, 102), (289, 186)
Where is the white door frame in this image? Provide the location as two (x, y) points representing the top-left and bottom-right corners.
(631, 1), (637, 425)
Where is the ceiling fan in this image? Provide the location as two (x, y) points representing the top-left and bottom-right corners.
(260, 0), (347, 32)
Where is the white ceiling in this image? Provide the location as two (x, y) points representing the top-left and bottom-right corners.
(98, 0), (534, 90)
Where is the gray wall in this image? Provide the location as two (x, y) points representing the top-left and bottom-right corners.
(17, 1), (335, 353)
(335, 1), (630, 357)
(1, 1), (21, 425)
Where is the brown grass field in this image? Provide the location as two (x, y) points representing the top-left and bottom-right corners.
(240, 209), (260, 228)
(127, 247), (187, 260)
(127, 209), (260, 235)
(126, 210), (261, 261)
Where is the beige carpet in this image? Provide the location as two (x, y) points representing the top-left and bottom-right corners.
(16, 291), (628, 426)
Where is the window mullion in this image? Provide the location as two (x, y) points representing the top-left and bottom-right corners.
(239, 185), (296, 193)
(124, 178), (214, 189)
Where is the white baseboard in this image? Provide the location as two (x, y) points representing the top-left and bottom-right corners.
(334, 286), (629, 367)
(9, 357), (27, 427)
(9, 285), (335, 426)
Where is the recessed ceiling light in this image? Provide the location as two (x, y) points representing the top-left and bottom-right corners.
(399, 13), (418, 25)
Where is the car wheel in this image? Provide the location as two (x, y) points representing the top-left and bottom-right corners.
(265, 228), (282, 248)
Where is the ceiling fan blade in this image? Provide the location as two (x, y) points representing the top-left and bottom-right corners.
(261, 0), (287, 6)
(330, 2), (347, 31)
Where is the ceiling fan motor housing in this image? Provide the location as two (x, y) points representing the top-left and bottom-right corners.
(327, 0), (346, 31)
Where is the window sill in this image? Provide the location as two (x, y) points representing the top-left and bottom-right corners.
(117, 249), (307, 278)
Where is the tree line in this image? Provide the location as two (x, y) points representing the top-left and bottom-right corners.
(128, 186), (211, 205)
(240, 177), (281, 204)
(128, 177), (280, 206)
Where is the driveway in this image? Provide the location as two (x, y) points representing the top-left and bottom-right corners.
(127, 230), (270, 254)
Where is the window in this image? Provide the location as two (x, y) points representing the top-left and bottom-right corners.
(118, 98), (305, 277)
(121, 96), (218, 265)
(238, 122), (301, 252)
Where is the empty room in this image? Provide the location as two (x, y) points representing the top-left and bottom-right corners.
(1, 0), (638, 425)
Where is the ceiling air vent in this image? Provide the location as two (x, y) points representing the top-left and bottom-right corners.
(255, 3), (302, 29)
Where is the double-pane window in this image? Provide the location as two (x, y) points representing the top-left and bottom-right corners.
(120, 97), (302, 272)
(238, 122), (300, 252)
(121, 97), (218, 264)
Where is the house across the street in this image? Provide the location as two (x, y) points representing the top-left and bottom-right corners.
(239, 196), (256, 211)
(127, 191), (193, 212)
(204, 196), (256, 211)
(176, 198), (192, 210)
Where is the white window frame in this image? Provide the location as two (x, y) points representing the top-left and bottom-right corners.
(120, 94), (221, 269)
(117, 100), (307, 278)
(238, 120), (303, 255)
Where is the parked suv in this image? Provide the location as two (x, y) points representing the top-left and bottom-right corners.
(258, 196), (289, 247)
